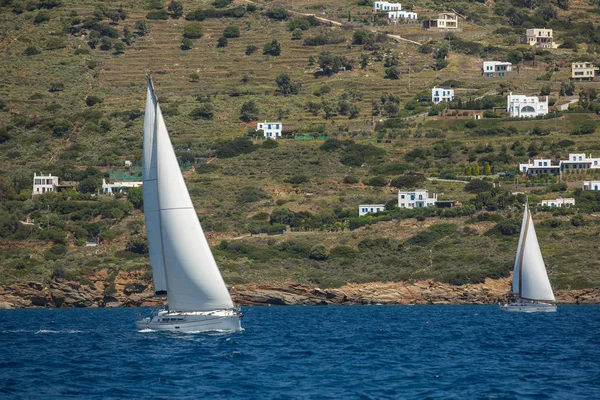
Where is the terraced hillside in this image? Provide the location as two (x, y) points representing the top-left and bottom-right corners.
(1, 0), (600, 296)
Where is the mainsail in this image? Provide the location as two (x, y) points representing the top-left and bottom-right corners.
(142, 79), (167, 294)
(513, 200), (555, 302)
(146, 76), (234, 312)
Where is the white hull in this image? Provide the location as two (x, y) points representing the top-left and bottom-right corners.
(499, 301), (557, 313)
(137, 310), (242, 333)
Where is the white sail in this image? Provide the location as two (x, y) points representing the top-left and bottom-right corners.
(519, 212), (555, 301)
(153, 88), (234, 312)
(511, 202), (529, 294)
(142, 80), (167, 293)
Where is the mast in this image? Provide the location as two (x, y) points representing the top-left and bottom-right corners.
(517, 200), (530, 298)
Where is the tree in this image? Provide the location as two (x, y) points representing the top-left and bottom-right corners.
(275, 73), (301, 95)
(126, 235), (148, 254)
(78, 177), (102, 194)
(270, 207), (295, 225)
(181, 37), (193, 50)
(113, 41), (125, 54)
(317, 51), (352, 75)
(263, 39), (281, 56)
(507, 50), (523, 65)
(184, 22), (204, 38)
(99, 37), (113, 51)
(360, 53), (369, 69)
(240, 100), (259, 122)
(536, 4), (557, 21)
(384, 66), (400, 80)
(189, 72), (199, 82)
(540, 85), (551, 96)
(25, 46), (41, 56)
(560, 80), (573, 96)
(292, 28), (303, 40)
(107, 10), (121, 24)
(168, 0), (184, 19)
(134, 20), (149, 36)
(223, 25), (240, 38)
(464, 179), (492, 193)
(349, 104), (360, 119)
(217, 36), (227, 48)
(128, 187), (143, 209)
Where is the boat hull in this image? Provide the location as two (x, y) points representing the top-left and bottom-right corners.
(137, 310), (242, 333)
(499, 301), (557, 313)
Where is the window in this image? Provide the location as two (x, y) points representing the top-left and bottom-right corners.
(401, 195), (405, 199)
(268, 124), (272, 129)
(544, 162), (548, 166)
(410, 195), (415, 200)
(499, 72), (504, 77)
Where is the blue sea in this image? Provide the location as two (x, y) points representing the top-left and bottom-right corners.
(1, 305), (599, 399)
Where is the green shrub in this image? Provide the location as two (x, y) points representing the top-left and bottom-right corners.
(237, 186), (270, 204)
(223, 25), (240, 38)
(183, 22), (204, 38)
(308, 244), (329, 261)
(190, 103), (214, 120)
(85, 96), (103, 107)
(195, 163), (219, 174)
(465, 179), (493, 193)
(285, 174), (309, 185)
(146, 9), (168, 20)
(266, 6), (289, 20)
(126, 235), (149, 254)
(25, 46), (41, 55)
(390, 174), (424, 189)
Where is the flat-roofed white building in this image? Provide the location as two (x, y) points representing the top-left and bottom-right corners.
(432, 87), (454, 104)
(520, 153), (600, 174)
(359, 204), (386, 216)
(102, 179), (142, 195)
(423, 13), (458, 29)
(525, 29), (554, 48)
(507, 93), (548, 118)
(572, 62), (596, 81)
(583, 181), (600, 191)
(398, 189), (437, 208)
(388, 10), (417, 20)
(32, 173), (59, 195)
(257, 121), (282, 139)
(482, 61), (512, 78)
(540, 198), (575, 208)
(373, 1), (402, 12)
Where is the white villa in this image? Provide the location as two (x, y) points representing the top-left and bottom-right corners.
(431, 87), (454, 104)
(423, 13), (458, 30)
(257, 121), (282, 139)
(524, 28), (555, 48)
(398, 189), (437, 208)
(389, 10), (417, 20)
(507, 93), (548, 118)
(102, 179), (142, 195)
(540, 198), (575, 208)
(583, 181), (600, 191)
(359, 204), (386, 216)
(483, 61), (512, 78)
(373, 1), (402, 12)
(32, 173), (59, 195)
(520, 153), (600, 175)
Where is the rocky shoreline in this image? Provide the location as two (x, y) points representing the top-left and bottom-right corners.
(0, 269), (598, 309)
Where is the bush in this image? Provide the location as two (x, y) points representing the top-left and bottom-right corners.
(245, 44), (258, 55)
(34, 10), (51, 23)
(571, 120), (597, 135)
(190, 103), (214, 120)
(237, 186), (270, 203)
(183, 22), (204, 38)
(214, 137), (257, 158)
(365, 176), (387, 187)
(195, 163), (219, 174)
(266, 6), (289, 20)
(285, 174), (309, 185)
(146, 9), (168, 20)
(308, 244), (329, 261)
(464, 179), (493, 193)
(181, 37), (193, 50)
(223, 25), (240, 38)
(85, 96), (103, 107)
(213, 0), (232, 8)
(390, 174), (425, 189)
(126, 235), (148, 254)
(495, 220), (520, 236)
(24, 46), (41, 56)
(217, 36), (227, 47)
(263, 39), (281, 56)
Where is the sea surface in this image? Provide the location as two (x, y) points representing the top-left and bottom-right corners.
(0, 305), (599, 399)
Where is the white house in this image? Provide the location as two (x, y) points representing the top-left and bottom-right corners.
(520, 153), (600, 175)
(389, 10), (417, 20)
(359, 204), (386, 216)
(32, 173), (59, 195)
(431, 87), (454, 104)
(373, 1), (402, 12)
(102, 179), (142, 195)
(398, 189), (437, 208)
(583, 181), (600, 191)
(540, 198), (575, 208)
(482, 61), (512, 78)
(507, 92), (548, 118)
(257, 121), (282, 139)
(423, 13), (458, 29)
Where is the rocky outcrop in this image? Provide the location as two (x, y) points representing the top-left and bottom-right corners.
(0, 273), (598, 308)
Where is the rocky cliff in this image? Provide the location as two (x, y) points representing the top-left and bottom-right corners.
(0, 269), (598, 309)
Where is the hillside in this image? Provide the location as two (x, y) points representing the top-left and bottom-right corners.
(1, 0), (600, 304)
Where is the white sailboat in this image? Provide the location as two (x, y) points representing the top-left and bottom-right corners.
(499, 199), (557, 313)
(137, 76), (242, 332)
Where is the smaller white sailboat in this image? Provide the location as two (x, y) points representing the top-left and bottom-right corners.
(137, 76), (242, 332)
(500, 198), (557, 313)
